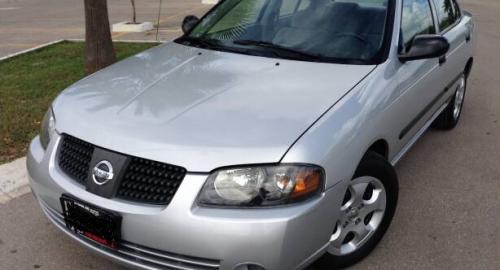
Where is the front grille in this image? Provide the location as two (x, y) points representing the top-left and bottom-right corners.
(58, 135), (187, 205)
(58, 135), (94, 184)
(119, 241), (220, 270)
(117, 157), (187, 205)
(39, 201), (220, 270)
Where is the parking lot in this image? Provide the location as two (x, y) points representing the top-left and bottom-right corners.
(0, 0), (498, 269)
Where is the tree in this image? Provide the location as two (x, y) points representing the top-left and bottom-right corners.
(84, 0), (116, 74)
(131, 0), (137, 24)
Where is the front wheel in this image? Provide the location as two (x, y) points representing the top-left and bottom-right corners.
(314, 152), (399, 269)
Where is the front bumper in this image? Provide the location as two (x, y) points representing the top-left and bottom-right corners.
(27, 135), (347, 270)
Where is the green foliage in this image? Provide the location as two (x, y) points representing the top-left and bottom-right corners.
(0, 41), (158, 164)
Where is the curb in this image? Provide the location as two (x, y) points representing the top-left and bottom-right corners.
(0, 186), (32, 204)
(66, 38), (164, 43)
(0, 39), (64, 61)
(0, 157), (30, 204)
(0, 39), (165, 62)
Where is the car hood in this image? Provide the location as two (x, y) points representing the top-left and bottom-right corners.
(53, 42), (374, 172)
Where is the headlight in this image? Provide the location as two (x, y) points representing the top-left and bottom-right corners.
(40, 107), (56, 150)
(197, 165), (324, 207)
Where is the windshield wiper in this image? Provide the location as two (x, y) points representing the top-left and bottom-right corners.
(233, 39), (322, 61)
(179, 36), (222, 49)
(178, 36), (257, 55)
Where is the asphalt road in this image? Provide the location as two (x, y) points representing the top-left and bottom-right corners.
(0, 0), (498, 270)
(0, 0), (211, 57)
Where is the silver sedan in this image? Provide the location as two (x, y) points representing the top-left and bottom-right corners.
(28, 0), (474, 269)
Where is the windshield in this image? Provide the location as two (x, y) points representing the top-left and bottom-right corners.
(180, 0), (391, 64)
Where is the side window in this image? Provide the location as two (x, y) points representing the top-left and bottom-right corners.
(297, 0), (311, 12)
(433, 0), (461, 31)
(279, 0), (300, 17)
(453, 0), (461, 17)
(279, 0), (311, 17)
(401, 0), (436, 49)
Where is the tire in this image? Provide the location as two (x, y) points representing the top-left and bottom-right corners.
(314, 151), (399, 269)
(432, 74), (467, 130)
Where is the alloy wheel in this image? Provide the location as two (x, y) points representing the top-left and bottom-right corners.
(328, 176), (387, 256)
(453, 76), (466, 120)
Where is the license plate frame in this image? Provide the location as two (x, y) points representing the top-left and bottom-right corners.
(60, 195), (122, 249)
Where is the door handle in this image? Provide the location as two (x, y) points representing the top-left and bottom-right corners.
(465, 32), (471, 42)
(439, 55), (447, 65)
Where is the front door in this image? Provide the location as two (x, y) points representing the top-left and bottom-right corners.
(392, 0), (443, 152)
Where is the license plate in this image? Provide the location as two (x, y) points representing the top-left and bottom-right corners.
(60, 195), (122, 249)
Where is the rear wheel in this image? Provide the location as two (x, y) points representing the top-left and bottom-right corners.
(314, 152), (398, 269)
(432, 75), (466, 130)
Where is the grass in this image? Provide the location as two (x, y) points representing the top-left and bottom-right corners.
(0, 41), (159, 164)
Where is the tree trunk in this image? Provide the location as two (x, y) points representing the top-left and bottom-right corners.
(131, 0), (137, 24)
(84, 0), (116, 75)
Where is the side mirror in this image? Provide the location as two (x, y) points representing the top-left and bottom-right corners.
(182, 15), (200, 34)
(399, 35), (450, 62)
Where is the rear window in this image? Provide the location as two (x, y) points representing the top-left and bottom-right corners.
(433, 0), (461, 31)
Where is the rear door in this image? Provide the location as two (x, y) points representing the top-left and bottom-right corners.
(431, 0), (470, 89)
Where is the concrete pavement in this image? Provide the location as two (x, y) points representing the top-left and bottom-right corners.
(0, 0), (499, 269)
